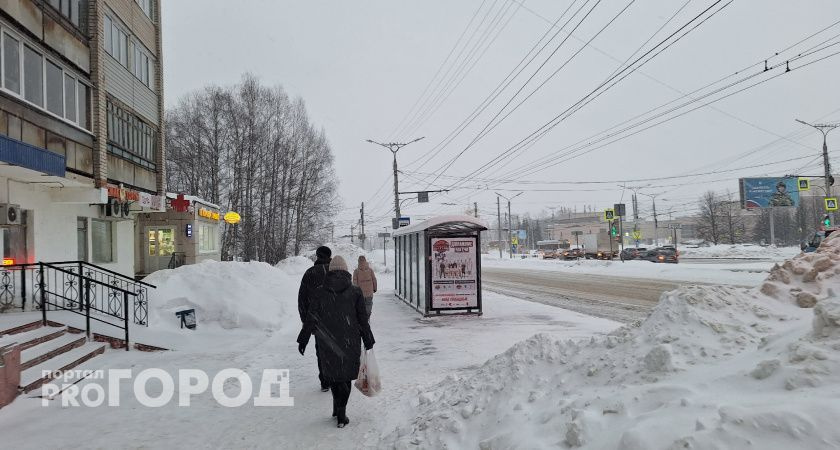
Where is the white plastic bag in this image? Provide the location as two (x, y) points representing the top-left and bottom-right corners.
(355, 349), (382, 397)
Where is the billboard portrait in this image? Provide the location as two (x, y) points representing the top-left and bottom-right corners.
(740, 177), (800, 209)
(431, 237), (478, 309)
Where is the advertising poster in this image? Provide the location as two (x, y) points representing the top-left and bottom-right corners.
(431, 237), (478, 309)
(740, 177), (800, 209)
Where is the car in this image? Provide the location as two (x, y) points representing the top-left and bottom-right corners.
(561, 248), (583, 260)
(644, 247), (679, 263)
(802, 228), (838, 252)
(619, 247), (647, 261)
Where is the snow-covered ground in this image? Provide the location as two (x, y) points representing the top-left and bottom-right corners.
(3, 240), (837, 449)
(679, 244), (801, 260)
(0, 248), (616, 449)
(483, 252), (779, 287)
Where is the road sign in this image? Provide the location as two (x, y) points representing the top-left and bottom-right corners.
(378, 232), (391, 238)
(604, 209), (615, 221)
(632, 230), (642, 240)
(798, 178), (810, 191)
(399, 217), (411, 227)
(826, 198), (839, 211)
(614, 203), (626, 217)
(417, 192), (429, 203)
(668, 223), (682, 229)
(571, 231), (583, 236)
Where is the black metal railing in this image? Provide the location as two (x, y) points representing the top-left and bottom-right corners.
(168, 252), (186, 270)
(0, 261), (154, 332)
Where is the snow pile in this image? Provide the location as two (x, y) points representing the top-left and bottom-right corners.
(145, 260), (298, 330)
(680, 244), (800, 260)
(760, 234), (840, 307)
(381, 236), (840, 449)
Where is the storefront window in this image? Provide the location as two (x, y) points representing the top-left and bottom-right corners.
(158, 228), (174, 256)
(91, 219), (113, 263)
(199, 224), (218, 253)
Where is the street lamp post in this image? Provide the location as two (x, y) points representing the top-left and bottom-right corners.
(366, 137), (425, 227)
(796, 119), (839, 223)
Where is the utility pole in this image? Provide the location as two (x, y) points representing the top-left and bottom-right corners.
(496, 192), (523, 258)
(359, 202), (365, 250)
(474, 202), (478, 218)
(496, 196), (503, 258)
(366, 137), (425, 227)
(796, 119), (839, 223)
(640, 192), (660, 245)
(350, 225), (355, 243)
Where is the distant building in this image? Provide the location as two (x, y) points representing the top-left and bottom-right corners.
(0, 0), (164, 276)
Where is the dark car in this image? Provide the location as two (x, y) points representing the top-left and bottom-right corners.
(644, 247), (679, 263)
(620, 247), (647, 261)
(561, 248), (583, 260)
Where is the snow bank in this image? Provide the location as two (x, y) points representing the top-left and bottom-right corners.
(145, 260), (298, 330)
(680, 243), (800, 260)
(381, 235), (840, 449)
(760, 234), (840, 307)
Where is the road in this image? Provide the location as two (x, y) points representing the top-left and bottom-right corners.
(482, 266), (685, 324)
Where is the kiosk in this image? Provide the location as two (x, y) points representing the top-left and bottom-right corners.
(393, 215), (487, 316)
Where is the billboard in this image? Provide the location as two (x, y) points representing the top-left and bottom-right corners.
(431, 237), (478, 309)
(739, 177), (800, 209)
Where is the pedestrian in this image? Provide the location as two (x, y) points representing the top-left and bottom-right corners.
(297, 255), (376, 428)
(297, 245), (332, 392)
(352, 255), (377, 319)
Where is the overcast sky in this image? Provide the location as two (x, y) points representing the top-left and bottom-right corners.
(162, 0), (840, 232)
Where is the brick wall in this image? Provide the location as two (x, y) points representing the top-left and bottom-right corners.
(0, 344), (21, 409)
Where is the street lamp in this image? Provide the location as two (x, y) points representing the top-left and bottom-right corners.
(795, 119), (839, 223)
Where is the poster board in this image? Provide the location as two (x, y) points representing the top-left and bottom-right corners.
(430, 237), (478, 309)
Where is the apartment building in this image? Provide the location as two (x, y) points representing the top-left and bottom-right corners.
(0, 0), (164, 276)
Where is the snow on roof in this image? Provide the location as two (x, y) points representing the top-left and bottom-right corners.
(393, 214), (488, 236)
(165, 192), (220, 210)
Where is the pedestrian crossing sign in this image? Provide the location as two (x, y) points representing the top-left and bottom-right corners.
(798, 178), (810, 191)
(826, 197), (838, 212)
(604, 209), (615, 221)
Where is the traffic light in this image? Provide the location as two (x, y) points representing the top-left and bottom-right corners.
(610, 222), (618, 237)
(824, 215), (831, 227)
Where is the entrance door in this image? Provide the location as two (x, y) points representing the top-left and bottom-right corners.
(145, 227), (176, 274)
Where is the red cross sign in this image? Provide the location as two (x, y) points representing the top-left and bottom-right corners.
(171, 194), (190, 212)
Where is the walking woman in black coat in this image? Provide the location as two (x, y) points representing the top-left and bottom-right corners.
(297, 255), (376, 428)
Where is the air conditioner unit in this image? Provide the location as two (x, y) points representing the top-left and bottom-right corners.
(105, 198), (122, 217)
(0, 204), (21, 225)
(121, 201), (131, 218)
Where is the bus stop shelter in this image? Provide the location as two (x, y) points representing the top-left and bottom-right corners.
(393, 215), (488, 316)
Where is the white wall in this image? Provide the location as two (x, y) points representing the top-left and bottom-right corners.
(3, 176), (136, 276)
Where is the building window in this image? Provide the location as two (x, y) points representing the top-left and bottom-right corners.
(47, 0), (86, 32)
(136, 0), (153, 19)
(3, 33), (20, 94)
(107, 99), (157, 169)
(133, 44), (152, 87)
(198, 224), (218, 253)
(104, 15), (129, 68)
(22, 45), (43, 107)
(91, 219), (113, 263)
(46, 60), (63, 116)
(64, 74), (76, 122)
(0, 28), (91, 130)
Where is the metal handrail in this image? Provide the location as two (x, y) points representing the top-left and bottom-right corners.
(38, 262), (133, 351)
(46, 260), (156, 288)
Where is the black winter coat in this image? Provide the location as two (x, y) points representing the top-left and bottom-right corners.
(297, 257), (330, 323)
(297, 270), (375, 383)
